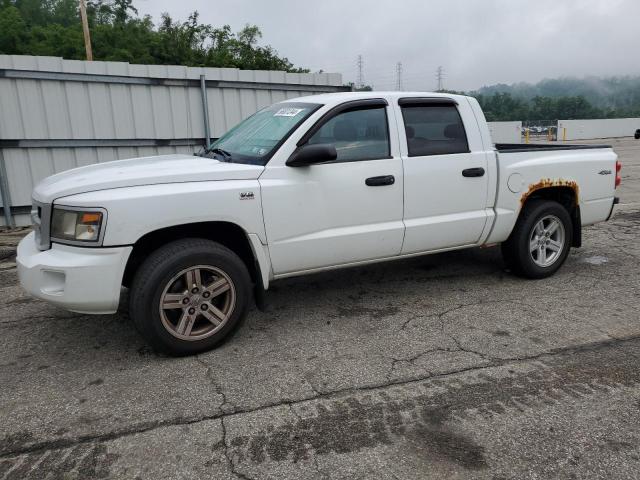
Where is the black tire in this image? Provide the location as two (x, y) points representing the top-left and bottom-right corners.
(129, 238), (251, 356)
(501, 199), (573, 279)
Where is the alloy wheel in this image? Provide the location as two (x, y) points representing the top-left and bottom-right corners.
(159, 265), (236, 341)
(529, 215), (565, 267)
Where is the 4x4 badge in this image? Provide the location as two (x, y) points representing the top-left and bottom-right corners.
(598, 170), (612, 175)
(239, 191), (255, 200)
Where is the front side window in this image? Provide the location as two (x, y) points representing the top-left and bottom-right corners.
(306, 106), (390, 162)
(401, 104), (469, 157)
(209, 102), (321, 165)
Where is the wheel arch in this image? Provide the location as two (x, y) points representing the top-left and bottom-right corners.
(519, 184), (581, 248)
(122, 221), (269, 289)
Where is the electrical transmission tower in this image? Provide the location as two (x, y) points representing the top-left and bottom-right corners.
(356, 55), (364, 89)
(396, 62), (403, 91)
(436, 66), (445, 91)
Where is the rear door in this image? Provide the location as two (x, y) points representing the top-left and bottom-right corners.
(396, 98), (490, 254)
(260, 99), (405, 275)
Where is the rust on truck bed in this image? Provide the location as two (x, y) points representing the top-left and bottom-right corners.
(521, 178), (579, 206)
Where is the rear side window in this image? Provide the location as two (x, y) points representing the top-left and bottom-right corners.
(401, 104), (469, 157)
(306, 106), (390, 162)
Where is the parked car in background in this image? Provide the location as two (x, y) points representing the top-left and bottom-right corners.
(17, 92), (621, 355)
(635, 128), (640, 139)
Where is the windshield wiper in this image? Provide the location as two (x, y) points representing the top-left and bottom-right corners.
(208, 147), (232, 159)
(197, 147), (233, 162)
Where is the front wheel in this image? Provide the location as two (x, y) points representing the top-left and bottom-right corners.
(129, 238), (251, 355)
(502, 199), (573, 279)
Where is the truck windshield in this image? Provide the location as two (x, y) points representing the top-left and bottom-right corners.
(204, 102), (322, 165)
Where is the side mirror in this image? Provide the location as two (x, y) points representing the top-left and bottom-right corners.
(286, 143), (337, 167)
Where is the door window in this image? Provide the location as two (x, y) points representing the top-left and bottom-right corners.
(401, 105), (469, 156)
(306, 106), (390, 162)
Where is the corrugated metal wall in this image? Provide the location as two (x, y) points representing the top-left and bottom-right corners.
(487, 121), (522, 144)
(557, 118), (640, 141)
(0, 55), (346, 226)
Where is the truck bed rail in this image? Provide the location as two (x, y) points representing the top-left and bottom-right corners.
(495, 143), (612, 153)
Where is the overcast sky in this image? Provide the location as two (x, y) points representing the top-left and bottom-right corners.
(135, 0), (640, 91)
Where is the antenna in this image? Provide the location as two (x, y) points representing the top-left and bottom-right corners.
(436, 66), (445, 91)
(356, 55), (364, 89)
(396, 62), (403, 91)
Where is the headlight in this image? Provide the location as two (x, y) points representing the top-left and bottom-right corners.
(51, 207), (106, 244)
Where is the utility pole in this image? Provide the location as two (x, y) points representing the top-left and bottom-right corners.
(79, 0), (93, 61)
(356, 55), (364, 90)
(396, 62), (403, 91)
(436, 66), (445, 91)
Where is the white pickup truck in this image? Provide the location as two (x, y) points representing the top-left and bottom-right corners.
(17, 92), (621, 355)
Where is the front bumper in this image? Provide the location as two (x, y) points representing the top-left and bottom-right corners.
(17, 232), (132, 314)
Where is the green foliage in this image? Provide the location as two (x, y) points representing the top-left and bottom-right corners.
(474, 92), (530, 121)
(23, 23), (85, 58)
(51, 0), (79, 26)
(0, 6), (26, 52)
(0, 0), (308, 72)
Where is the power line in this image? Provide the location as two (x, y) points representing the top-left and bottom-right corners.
(314, 63), (441, 79)
(356, 54), (364, 89)
(436, 66), (445, 91)
(308, 59), (452, 92)
(396, 62), (403, 91)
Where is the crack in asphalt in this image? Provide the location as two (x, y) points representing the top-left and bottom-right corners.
(195, 356), (234, 415)
(427, 299), (530, 363)
(3, 334), (640, 460)
(221, 417), (252, 480)
(386, 345), (481, 382)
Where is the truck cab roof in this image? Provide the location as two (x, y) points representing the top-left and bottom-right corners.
(282, 91), (469, 107)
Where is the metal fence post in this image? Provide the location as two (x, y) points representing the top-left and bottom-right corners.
(200, 75), (212, 150)
(0, 149), (14, 228)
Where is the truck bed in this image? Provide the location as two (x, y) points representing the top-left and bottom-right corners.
(495, 143), (612, 153)
(487, 140), (619, 245)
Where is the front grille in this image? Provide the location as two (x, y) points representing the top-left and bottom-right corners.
(31, 200), (51, 250)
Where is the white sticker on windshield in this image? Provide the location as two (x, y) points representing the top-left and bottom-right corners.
(274, 107), (304, 117)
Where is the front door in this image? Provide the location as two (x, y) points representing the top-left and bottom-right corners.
(260, 100), (404, 275)
(396, 98), (490, 254)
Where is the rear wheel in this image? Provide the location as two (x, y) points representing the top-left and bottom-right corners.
(130, 238), (251, 355)
(502, 199), (573, 279)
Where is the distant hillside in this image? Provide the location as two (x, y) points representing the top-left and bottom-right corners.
(471, 77), (640, 120)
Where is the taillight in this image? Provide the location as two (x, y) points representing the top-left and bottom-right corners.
(615, 160), (622, 188)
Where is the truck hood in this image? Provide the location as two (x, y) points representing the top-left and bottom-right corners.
(32, 154), (264, 203)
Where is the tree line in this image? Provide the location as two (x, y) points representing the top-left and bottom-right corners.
(440, 86), (640, 121)
(0, 0), (307, 72)
(473, 93), (606, 122)
(469, 75), (640, 121)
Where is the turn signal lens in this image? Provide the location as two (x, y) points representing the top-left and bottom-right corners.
(80, 212), (102, 224)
